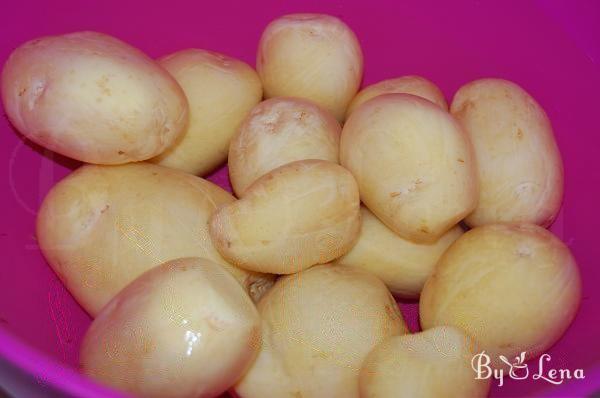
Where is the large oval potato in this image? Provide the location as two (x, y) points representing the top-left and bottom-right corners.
(257, 14), (363, 121)
(359, 326), (490, 398)
(334, 207), (463, 298)
(1, 31), (188, 164)
(81, 257), (261, 398)
(234, 265), (408, 398)
(420, 224), (581, 368)
(451, 78), (563, 227)
(151, 49), (262, 175)
(340, 94), (478, 243)
(346, 75), (447, 118)
(210, 160), (361, 274)
(228, 97), (341, 196)
(37, 163), (274, 316)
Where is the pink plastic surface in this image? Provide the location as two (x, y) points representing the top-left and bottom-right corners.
(0, 0), (599, 397)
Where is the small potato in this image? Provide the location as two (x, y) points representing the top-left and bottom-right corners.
(234, 264), (408, 398)
(334, 207), (463, 298)
(346, 75), (447, 118)
(209, 160), (361, 274)
(257, 14), (363, 121)
(340, 94), (478, 243)
(228, 97), (341, 196)
(451, 78), (563, 227)
(37, 163), (274, 316)
(420, 224), (581, 368)
(359, 326), (490, 398)
(80, 257), (261, 398)
(151, 49), (262, 175)
(1, 32), (188, 164)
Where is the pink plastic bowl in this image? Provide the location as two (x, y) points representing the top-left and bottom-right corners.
(1, 1), (599, 397)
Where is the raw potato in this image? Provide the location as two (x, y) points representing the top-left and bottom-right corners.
(209, 160), (361, 274)
(334, 207), (463, 298)
(1, 31), (188, 164)
(420, 224), (581, 368)
(257, 14), (363, 121)
(37, 162), (274, 316)
(340, 94), (478, 243)
(451, 78), (563, 227)
(346, 75), (447, 118)
(151, 49), (262, 175)
(80, 257), (261, 398)
(359, 326), (490, 398)
(234, 265), (409, 398)
(228, 97), (341, 196)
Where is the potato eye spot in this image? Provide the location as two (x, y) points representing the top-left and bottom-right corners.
(516, 245), (532, 257)
(516, 128), (524, 140)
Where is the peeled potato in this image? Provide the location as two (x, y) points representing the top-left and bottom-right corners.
(228, 97), (341, 196)
(81, 257), (261, 398)
(257, 14), (363, 121)
(234, 264), (408, 398)
(151, 49), (262, 175)
(37, 162), (274, 316)
(420, 224), (581, 368)
(334, 207), (463, 298)
(451, 78), (563, 227)
(346, 75), (447, 118)
(340, 94), (478, 243)
(359, 326), (490, 398)
(1, 31), (188, 164)
(209, 160), (361, 274)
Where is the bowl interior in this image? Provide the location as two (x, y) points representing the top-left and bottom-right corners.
(1, 1), (599, 397)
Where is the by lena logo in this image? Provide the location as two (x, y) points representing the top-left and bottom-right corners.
(471, 351), (585, 387)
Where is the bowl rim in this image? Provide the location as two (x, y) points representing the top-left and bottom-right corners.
(0, 325), (125, 397)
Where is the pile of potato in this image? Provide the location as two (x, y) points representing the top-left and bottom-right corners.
(1, 13), (581, 398)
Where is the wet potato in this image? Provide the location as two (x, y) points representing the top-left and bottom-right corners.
(81, 257), (261, 398)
